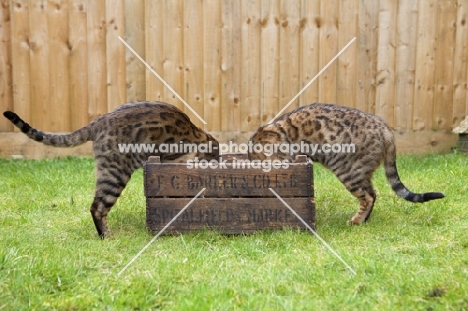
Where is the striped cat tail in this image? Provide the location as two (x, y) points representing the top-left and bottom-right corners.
(3, 111), (92, 147)
(383, 138), (444, 203)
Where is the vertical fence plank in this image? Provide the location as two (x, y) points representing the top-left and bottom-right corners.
(357, 0), (378, 114)
(394, 0), (418, 130)
(184, 0), (204, 127)
(106, 0), (125, 111)
(221, 0), (242, 131)
(10, 0), (30, 132)
(299, 0), (319, 107)
(337, 0), (358, 108)
(375, 0), (397, 126)
(48, 0), (70, 132)
(318, 0), (338, 103)
(279, 0), (300, 113)
(241, 0), (261, 131)
(29, 0), (50, 130)
(413, 0), (437, 131)
(87, 0), (107, 119)
(452, 0), (468, 125)
(261, 0), (280, 122)
(0, 0), (13, 131)
(69, 0), (89, 129)
(145, 0), (164, 102)
(163, 0), (184, 110)
(125, 0), (146, 102)
(204, 0), (222, 131)
(433, 0), (456, 130)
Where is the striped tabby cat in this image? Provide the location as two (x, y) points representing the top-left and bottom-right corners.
(4, 101), (219, 238)
(248, 103), (444, 225)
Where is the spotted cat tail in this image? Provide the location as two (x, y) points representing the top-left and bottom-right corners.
(3, 111), (92, 147)
(383, 142), (445, 203)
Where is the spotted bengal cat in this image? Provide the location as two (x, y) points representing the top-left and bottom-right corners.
(249, 103), (444, 225)
(4, 101), (219, 238)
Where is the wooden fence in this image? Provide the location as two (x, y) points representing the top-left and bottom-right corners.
(0, 0), (467, 157)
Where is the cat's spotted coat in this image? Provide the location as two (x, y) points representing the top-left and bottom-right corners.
(4, 101), (219, 237)
(249, 103), (444, 225)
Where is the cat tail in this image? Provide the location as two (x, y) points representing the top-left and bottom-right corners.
(3, 111), (93, 147)
(383, 136), (444, 203)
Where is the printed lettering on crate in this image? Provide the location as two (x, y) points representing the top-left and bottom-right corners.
(144, 153), (315, 234)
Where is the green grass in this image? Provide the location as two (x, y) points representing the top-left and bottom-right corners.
(0, 154), (467, 310)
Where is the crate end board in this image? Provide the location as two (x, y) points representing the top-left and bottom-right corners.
(144, 154), (315, 234)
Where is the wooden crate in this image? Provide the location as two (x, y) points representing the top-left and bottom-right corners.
(144, 154), (315, 234)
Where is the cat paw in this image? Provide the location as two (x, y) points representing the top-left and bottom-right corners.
(347, 219), (363, 226)
(99, 230), (111, 239)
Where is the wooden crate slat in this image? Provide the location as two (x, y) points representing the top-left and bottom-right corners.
(144, 156), (312, 198)
(146, 197), (315, 234)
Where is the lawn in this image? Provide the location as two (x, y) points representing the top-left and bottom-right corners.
(0, 153), (467, 310)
